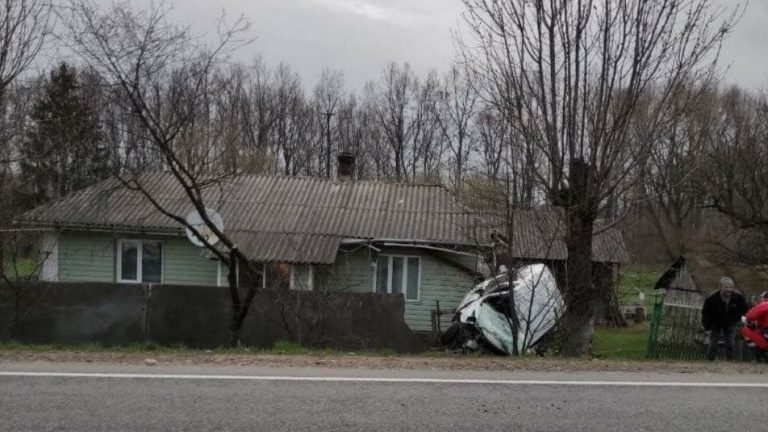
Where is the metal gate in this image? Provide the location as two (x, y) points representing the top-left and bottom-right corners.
(646, 291), (708, 360)
(646, 290), (751, 361)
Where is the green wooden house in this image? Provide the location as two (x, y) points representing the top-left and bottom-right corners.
(16, 165), (628, 333)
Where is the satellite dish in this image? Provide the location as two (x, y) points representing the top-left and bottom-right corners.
(184, 208), (224, 247)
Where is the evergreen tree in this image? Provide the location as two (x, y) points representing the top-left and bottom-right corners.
(19, 62), (110, 208)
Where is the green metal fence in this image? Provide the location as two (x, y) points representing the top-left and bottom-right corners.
(646, 294), (707, 360)
(646, 291), (752, 361)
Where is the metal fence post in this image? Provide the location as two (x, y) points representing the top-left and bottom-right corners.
(645, 293), (664, 359)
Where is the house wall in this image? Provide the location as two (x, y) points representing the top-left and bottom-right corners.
(55, 232), (479, 333)
(319, 247), (478, 332)
(57, 232), (219, 286)
(58, 233), (115, 282)
(163, 238), (219, 286)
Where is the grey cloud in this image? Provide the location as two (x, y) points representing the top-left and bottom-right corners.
(96, 0), (766, 91)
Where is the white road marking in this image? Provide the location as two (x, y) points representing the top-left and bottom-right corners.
(0, 371), (766, 387)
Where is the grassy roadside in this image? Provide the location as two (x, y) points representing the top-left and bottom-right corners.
(592, 324), (649, 360)
(2, 340), (766, 375)
(5, 324), (767, 375)
(0, 340), (396, 357)
(1, 326), (650, 361)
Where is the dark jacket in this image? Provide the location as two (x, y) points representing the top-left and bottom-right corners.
(702, 291), (749, 330)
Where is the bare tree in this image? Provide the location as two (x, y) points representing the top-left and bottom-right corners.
(0, 0), (53, 105)
(272, 63), (312, 176)
(461, 0), (739, 355)
(313, 68), (345, 178)
(207, 65), (249, 174)
(695, 87), (768, 264)
(336, 94), (374, 178)
(361, 81), (390, 179)
(373, 62), (418, 181)
(411, 71), (444, 182)
(436, 66), (479, 191)
(242, 58), (279, 167)
(0, 0), (54, 280)
(66, 0), (263, 346)
(474, 106), (506, 182)
(634, 83), (716, 259)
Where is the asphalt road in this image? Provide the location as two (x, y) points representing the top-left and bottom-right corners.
(1, 363), (765, 432)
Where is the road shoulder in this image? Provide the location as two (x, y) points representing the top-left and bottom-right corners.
(1, 349), (767, 375)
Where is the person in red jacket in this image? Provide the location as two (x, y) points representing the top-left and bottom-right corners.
(740, 291), (768, 362)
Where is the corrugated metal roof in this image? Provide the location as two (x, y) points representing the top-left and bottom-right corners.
(228, 231), (341, 265)
(17, 172), (482, 264)
(481, 208), (629, 263)
(17, 173), (629, 264)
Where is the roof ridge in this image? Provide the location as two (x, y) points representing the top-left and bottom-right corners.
(230, 172), (446, 188)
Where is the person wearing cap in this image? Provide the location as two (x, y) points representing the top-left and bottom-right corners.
(701, 276), (748, 360)
(740, 291), (768, 362)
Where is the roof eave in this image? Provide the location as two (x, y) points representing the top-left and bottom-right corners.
(14, 220), (182, 236)
(340, 237), (493, 249)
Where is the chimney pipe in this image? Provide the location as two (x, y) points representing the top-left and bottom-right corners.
(337, 152), (355, 180)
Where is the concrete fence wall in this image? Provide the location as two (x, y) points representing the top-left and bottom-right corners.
(0, 282), (426, 352)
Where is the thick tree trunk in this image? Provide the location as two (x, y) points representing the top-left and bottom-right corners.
(227, 252), (243, 347)
(561, 208), (597, 355)
(229, 315), (244, 347)
(560, 159), (598, 356)
(600, 264), (628, 327)
(226, 251), (259, 347)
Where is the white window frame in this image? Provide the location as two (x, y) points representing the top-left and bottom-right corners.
(217, 260), (226, 287)
(116, 239), (163, 284)
(290, 264), (314, 291)
(217, 260), (266, 289)
(374, 255), (421, 302)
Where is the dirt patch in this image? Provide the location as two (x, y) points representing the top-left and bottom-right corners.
(1, 349), (766, 374)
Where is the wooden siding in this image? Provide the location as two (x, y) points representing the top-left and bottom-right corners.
(405, 251), (476, 332)
(322, 247), (476, 332)
(57, 233), (477, 332)
(58, 233), (115, 282)
(163, 238), (219, 286)
(319, 248), (377, 293)
(57, 232), (219, 286)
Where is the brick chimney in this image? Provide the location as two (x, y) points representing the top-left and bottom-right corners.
(337, 152), (355, 180)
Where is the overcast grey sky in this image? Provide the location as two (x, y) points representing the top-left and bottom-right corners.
(117, 0), (768, 91)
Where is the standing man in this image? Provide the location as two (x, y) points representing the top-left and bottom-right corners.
(701, 276), (748, 361)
